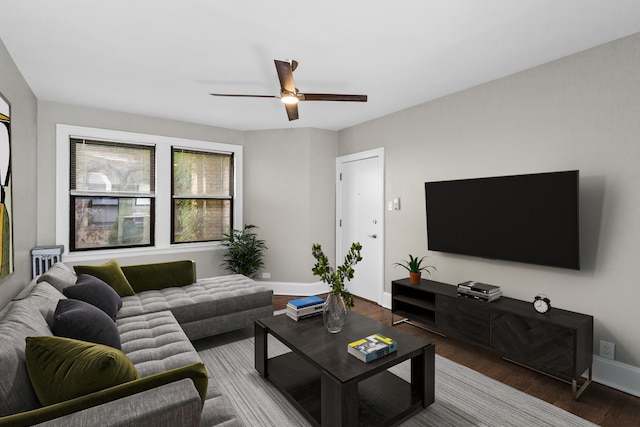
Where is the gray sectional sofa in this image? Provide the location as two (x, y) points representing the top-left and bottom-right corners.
(0, 260), (273, 426)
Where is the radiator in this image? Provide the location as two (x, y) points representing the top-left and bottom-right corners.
(31, 245), (65, 278)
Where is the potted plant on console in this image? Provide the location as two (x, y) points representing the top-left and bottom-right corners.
(311, 242), (362, 333)
(393, 255), (436, 285)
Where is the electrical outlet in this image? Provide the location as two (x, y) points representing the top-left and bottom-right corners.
(261, 272), (271, 279)
(600, 340), (615, 360)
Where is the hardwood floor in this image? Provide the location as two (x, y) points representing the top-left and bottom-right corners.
(275, 295), (640, 427)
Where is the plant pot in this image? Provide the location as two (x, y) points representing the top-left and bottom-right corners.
(409, 271), (422, 285)
(323, 294), (347, 333)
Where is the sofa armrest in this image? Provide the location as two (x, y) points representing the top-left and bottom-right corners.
(121, 260), (196, 293)
(0, 363), (208, 427)
(36, 379), (201, 427)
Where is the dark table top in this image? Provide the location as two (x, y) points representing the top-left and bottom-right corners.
(257, 311), (432, 383)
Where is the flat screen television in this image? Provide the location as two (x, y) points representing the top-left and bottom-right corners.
(425, 170), (580, 270)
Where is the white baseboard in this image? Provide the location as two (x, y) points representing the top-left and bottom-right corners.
(259, 280), (330, 296)
(591, 355), (640, 397)
(382, 291), (392, 309)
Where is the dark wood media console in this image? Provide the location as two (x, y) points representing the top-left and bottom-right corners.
(391, 278), (593, 399)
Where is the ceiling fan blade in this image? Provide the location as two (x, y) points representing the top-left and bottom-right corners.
(301, 93), (368, 102)
(274, 60), (296, 93)
(285, 103), (299, 121)
(284, 104), (298, 121)
(209, 93), (278, 99)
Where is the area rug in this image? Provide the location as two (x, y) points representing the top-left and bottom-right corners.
(194, 328), (596, 427)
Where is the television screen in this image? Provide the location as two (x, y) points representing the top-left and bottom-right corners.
(425, 170), (580, 270)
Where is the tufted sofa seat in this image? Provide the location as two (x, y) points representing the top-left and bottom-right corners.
(117, 310), (202, 378)
(118, 274), (273, 340)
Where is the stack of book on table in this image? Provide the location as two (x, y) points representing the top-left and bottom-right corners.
(347, 333), (398, 363)
(457, 280), (502, 302)
(286, 295), (325, 321)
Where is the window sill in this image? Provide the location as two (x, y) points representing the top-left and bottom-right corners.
(62, 242), (225, 264)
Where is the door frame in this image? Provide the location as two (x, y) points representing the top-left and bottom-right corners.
(336, 148), (385, 305)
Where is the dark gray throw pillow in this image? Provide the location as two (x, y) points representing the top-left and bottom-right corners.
(64, 274), (122, 321)
(52, 299), (121, 350)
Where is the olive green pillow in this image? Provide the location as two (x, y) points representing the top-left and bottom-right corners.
(25, 336), (139, 406)
(73, 260), (135, 297)
(121, 260), (196, 293)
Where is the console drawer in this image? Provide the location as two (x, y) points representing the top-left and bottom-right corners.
(436, 295), (491, 346)
(491, 311), (575, 377)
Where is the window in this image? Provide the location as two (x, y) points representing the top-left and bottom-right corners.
(172, 148), (233, 243)
(56, 125), (243, 262)
(69, 138), (155, 250)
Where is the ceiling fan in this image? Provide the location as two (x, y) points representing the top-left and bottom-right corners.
(210, 59), (367, 121)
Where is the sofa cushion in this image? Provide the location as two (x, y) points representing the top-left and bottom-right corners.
(117, 310), (203, 378)
(74, 260), (135, 297)
(121, 260), (196, 293)
(23, 280), (66, 327)
(140, 362), (208, 408)
(25, 336), (139, 407)
(64, 274), (122, 320)
(52, 299), (121, 349)
(118, 274), (272, 324)
(36, 262), (77, 292)
(12, 277), (38, 300)
(0, 299), (52, 417)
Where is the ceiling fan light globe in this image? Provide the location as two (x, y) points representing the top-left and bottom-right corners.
(280, 94), (299, 105)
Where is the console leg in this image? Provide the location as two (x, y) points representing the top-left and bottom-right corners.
(392, 313), (409, 325)
(572, 365), (593, 400)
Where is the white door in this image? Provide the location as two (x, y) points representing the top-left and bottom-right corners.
(336, 149), (384, 304)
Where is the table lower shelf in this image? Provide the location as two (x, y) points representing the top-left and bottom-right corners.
(266, 351), (423, 427)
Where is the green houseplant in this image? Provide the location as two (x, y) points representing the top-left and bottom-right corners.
(393, 254), (436, 285)
(220, 224), (267, 279)
(311, 242), (362, 333)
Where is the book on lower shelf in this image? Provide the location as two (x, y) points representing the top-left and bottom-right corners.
(347, 333), (398, 363)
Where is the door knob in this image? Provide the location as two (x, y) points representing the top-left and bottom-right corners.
(368, 234), (377, 239)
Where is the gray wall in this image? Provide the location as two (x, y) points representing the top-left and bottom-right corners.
(0, 39), (37, 308)
(338, 33), (640, 367)
(244, 128), (337, 282)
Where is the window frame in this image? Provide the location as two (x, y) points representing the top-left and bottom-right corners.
(170, 147), (234, 244)
(56, 124), (243, 263)
(69, 138), (157, 251)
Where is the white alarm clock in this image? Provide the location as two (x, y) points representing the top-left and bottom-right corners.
(533, 294), (551, 314)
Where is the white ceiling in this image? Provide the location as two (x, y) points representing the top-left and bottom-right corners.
(1, 1), (640, 131)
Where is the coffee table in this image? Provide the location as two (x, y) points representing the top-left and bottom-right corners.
(255, 311), (435, 426)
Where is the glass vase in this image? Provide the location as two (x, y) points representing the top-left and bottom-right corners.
(323, 293), (347, 333)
